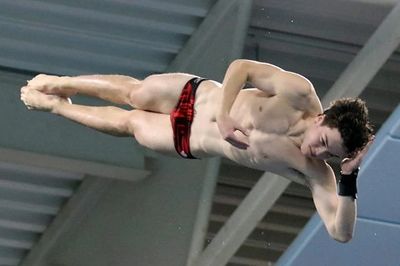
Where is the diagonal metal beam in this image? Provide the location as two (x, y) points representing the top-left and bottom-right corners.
(167, 0), (253, 81)
(168, 1), (254, 265)
(322, 1), (400, 107)
(194, 173), (290, 266)
(167, 0), (237, 73)
(186, 158), (221, 266)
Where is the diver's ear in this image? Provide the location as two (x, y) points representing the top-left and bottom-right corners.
(315, 114), (325, 124)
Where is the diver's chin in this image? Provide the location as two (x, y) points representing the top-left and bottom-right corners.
(300, 143), (308, 156)
(301, 143), (314, 158)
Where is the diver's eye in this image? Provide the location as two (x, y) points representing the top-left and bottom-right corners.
(321, 137), (328, 148)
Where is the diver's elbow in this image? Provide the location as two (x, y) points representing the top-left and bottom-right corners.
(331, 232), (353, 243)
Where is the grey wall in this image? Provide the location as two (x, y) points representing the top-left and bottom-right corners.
(45, 157), (217, 266)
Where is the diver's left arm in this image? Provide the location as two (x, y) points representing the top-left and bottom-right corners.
(308, 138), (374, 242)
(308, 164), (357, 243)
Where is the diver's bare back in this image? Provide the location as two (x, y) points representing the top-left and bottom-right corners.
(191, 79), (323, 181)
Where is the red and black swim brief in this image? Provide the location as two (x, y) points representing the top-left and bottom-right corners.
(170, 77), (207, 159)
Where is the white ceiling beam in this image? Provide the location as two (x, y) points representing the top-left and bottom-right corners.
(0, 37), (164, 73)
(0, 18), (181, 54)
(0, 180), (72, 197)
(0, 148), (149, 182)
(0, 238), (33, 250)
(0, 220), (45, 233)
(1, 0), (195, 35)
(194, 173), (290, 266)
(0, 199), (58, 215)
(117, 0), (209, 17)
(322, 1), (400, 106)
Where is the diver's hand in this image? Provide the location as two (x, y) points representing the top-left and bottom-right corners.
(341, 136), (375, 174)
(217, 114), (250, 149)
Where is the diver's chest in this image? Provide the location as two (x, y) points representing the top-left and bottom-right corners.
(251, 101), (304, 134)
(249, 133), (299, 163)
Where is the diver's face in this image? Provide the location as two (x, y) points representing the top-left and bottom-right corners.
(301, 115), (346, 160)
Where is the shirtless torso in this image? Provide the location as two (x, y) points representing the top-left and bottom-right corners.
(189, 64), (326, 185)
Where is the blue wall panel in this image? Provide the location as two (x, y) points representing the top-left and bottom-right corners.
(358, 137), (400, 223)
(389, 110), (400, 137)
(278, 217), (400, 266)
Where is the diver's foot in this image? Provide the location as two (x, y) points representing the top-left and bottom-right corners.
(27, 74), (76, 98)
(20, 86), (71, 112)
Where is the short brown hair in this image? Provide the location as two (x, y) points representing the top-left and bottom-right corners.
(322, 98), (373, 156)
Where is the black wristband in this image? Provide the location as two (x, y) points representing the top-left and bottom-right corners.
(338, 168), (359, 199)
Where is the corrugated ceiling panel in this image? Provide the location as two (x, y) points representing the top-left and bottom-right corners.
(0, 0), (216, 77)
(0, 162), (83, 266)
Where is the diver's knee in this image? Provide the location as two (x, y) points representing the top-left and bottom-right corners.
(128, 80), (156, 109)
(126, 110), (146, 137)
